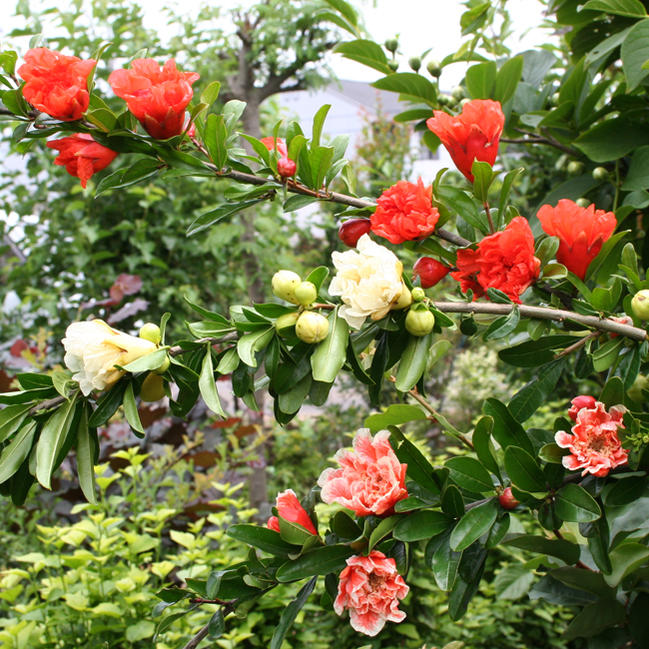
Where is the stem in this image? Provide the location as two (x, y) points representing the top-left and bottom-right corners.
(613, 159), (621, 212)
(554, 331), (599, 359)
(483, 201), (495, 233)
(432, 301), (648, 341)
(181, 623), (210, 649)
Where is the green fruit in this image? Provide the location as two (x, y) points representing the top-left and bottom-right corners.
(627, 374), (649, 402)
(427, 60), (442, 77)
(408, 56), (421, 72)
(592, 166), (608, 181)
(575, 198), (590, 208)
(295, 311), (329, 344)
(405, 307), (435, 336)
(154, 355), (170, 374)
(139, 323), (161, 345)
(294, 281), (317, 306)
(567, 161), (584, 176)
(632, 289), (649, 320)
(140, 373), (165, 402)
(275, 311), (300, 334)
(272, 270), (301, 304)
(411, 287), (426, 302)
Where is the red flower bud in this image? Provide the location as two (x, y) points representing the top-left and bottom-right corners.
(277, 157), (296, 178)
(568, 395), (597, 422)
(413, 257), (450, 288)
(499, 487), (519, 510)
(338, 219), (372, 247)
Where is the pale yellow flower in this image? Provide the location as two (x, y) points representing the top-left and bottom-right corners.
(62, 320), (156, 395)
(329, 234), (404, 329)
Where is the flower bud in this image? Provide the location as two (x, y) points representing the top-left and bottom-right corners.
(498, 487), (519, 510)
(408, 56), (421, 72)
(139, 322), (161, 345)
(277, 157), (296, 178)
(451, 85), (464, 101)
(140, 373), (165, 402)
(295, 311), (329, 343)
(275, 311), (300, 334)
(388, 60), (399, 72)
(392, 283), (412, 310)
(413, 256), (450, 288)
(155, 354), (170, 374)
(632, 289), (649, 320)
(272, 270), (302, 304)
(567, 161), (584, 176)
(294, 281), (318, 306)
(405, 306), (435, 336)
(575, 197), (590, 208)
(338, 218), (371, 247)
(411, 287), (426, 302)
(384, 38), (398, 53)
(627, 375), (649, 402)
(592, 166), (608, 181)
(427, 60), (442, 77)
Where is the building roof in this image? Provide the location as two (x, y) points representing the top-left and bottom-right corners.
(323, 79), (404, 116)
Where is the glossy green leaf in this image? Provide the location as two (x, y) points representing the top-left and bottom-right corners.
(373, 73), (437, 104)
(123, 382), (145, 437)
(270, 576), (317, 649)
(0, 421), (36, 484)
(311, 310), (349, 383)
(368, 515), (400, 550)
(446, 457), (494, 493)
(227, 524), (297, 556)
(508, 359), (565, 423)
(494, 563), (535, 600)
(237, 327), (274, 368)
(427, 531), (462, 591)
(584, 0), (647, 17)
(504, 446), (546, 493)
(199, 348), (225, 417)
(555, 484), (601, 522)
(450, 500), (498, 551)
(334, 40), (393, 74)
(76, 407), (97, 504)
(483, 399), (534, 455)
(466, 61), (496, 99)
(122, 349), (168, 374)
(364, 404), (427, 433)
(393, 510), (452, 542)
(563, 600), (626, 641)
(603, 542), (649, 587)
(472, 416), (501, 480)
(505, 534), (580, 564)
(395, 332), (434, 392)
(276, 545), (354, 582)
(0, 404), (32, 444)
(494, 55), (524, 104)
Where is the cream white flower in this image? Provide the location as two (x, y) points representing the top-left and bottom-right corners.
(328, 234), (404, 329)
(62, 320), (157, 396)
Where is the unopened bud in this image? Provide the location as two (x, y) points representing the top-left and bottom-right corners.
(384, 38), (399, 53)
(278, 157), (296, 178)
(140, 373), (165, 402)
(408, 56), (421, 72)
(294, 281), (318, 306)
(451, 86), (464, 101)
(405, 307), (435, 336)
(632, 289), (649, 320)
(567, 161), (584, 176)
(427, 60), (442, 77)
(272, 270), (301, 304)
(139, 323), (161, 345)
(275, 311), (300, 334)
(592, 166), (608, 181)
(575, 198), (590, 208)
(411, 287), (426, 302)
(388, 60), (399, 72)
(295, 311), (329, 343)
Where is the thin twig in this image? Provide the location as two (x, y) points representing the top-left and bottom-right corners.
(483, 201), (495, 233)
(554, 331), (599, 359)
(181, 623), (210, 649)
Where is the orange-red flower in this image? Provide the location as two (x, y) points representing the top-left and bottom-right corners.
(318, 429), (407, 516)
(555, 400), (628, 477)
(261, 136), (288, 158)
(370, 179), (440, 244)
(108, 58), (199, 139)
(334, 550), (409, 636)
(451, 216), (540, 303)
(18, 47), (96, 121)
(266, 489), (317, 535)
(46, 133), (118, 188)
(426, 99), (504, 182)
(568, 395), (597, 422)
(537, 199), (617, 279)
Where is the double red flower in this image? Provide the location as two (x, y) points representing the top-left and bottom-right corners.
(426, 99), (505, 182)
(266, 489), (317, 535)
(108, 58), (199, 139)
(452, 216), (540, 303)
(46, 133), (117, 188)
(18, 47), (96, 121)
(370, 179), (440, 244)
(537, 199), (617, 279)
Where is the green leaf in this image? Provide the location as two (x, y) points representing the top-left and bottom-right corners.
(270, 577), (317, 649)
(227, 524), (297, 556)
(0, 421), (36, 484)
(450, 500), (498, 551)
(592, 339), (624, 372)
(88, 378), (128, 427)
(35, 396), (79, 489)
(508, 359), (565, 423)
(555, 484), (601, 523)
(505, 534), (580, 564)
(466, 61), (497, 99)
(446, 457), (494, 493)
(276, 545), (354, 582)
(575, 118), (649, 162)
(123, 382), (145, 437)
(494, 563), (535, 600)
(76, 409), (97, 504)
(305, 266), (329, 292)
(603, 542), (649, 587)
(199, 348), (225, 417)
(583, 0), (647, 16)
(207, 609), (224, 640)
(204, 113), (228, 167)
(335, 40), (393, 75)
(483, 399), (534, 455)
(472, 417), (501, 480)
(200, 80), (221, 106)
(499, 336), (578, 367)
(364, 404), (427, 432)
(122, 349), (167, 374)
(427, 532), (462, 590)
(390, 427), (439, 493)
(372, 73), (437, 105)
(393, 510), (451, 542)
(0, 404), (33, 444)
(563, 600), (626, 641)
(311, 104), (331, 148)
(471, 160), (494, 202)
(310, 309), (348, 383)
(187, 198), (265, 236)
(504, 446), (547, 493)
(494, 56), (524, 104)
(237, 327), (274, 368)
(622, 19), (649, 91)
(395, 332), (434, 392)
(368, 515), (399, 550)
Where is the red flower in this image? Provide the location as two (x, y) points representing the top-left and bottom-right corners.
(555, 401), (628, 477)
(568, 395), (597, 422)
(18, 47), (96, 121)
(318, 429), (407, 516)
(370, 179), (440, 245)
(334, 550), (409, 636)
(46, 133), (118, 188)
(260, 136), (288, 158)
(451, 217), (540, 303)
(266, 489), (317, 535)
(108, 58), (199, 139)
(537, 199), (617, 279)
(426, 99), (505, 182)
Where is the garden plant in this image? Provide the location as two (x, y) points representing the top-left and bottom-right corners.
(2, 0), (649, 647)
